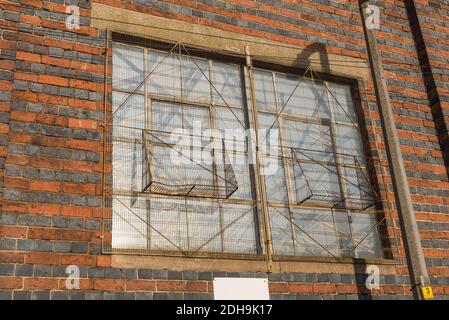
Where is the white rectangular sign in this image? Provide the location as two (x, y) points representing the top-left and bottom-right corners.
(213, 277), (269, 300)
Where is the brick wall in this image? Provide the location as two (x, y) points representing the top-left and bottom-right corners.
(0, 0), (448, 300)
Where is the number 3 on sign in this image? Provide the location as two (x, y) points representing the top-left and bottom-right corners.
(421, 286), (434, 299)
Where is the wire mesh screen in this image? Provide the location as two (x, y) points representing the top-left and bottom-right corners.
(291, 148), (377, 210)
(107, 119), (258, 256)
(111, 193), (258, 254)
(106, 41), (259, 256)
(105, 39), (387, 260)
(268, 206), (385, 259)
(142, 129), (238, 199)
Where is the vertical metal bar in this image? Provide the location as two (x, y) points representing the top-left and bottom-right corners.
(360, 0), (429, 300)
(245, 46), (273, 272)
(209, 60), (219, 198)
(326, 81), (352, 256)
(272, 72), (297, 256)
(101, 28), (110, 253)
(241, 66), (263, 255)
(144, 48), (152, 250)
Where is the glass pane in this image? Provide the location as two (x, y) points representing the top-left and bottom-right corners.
(212, 62), (243, 107)
(284, 120), (334, 162)
(149, 197), (188, 251)
(113, 140), (143, 192)
(112, 91), (145, 132)
(186, 199), (221, 252)
(264, 158), (288, 202)
(341, 166), (374, 208)
(222, 203), (257, 254)
(181, 56), (211, 103)
(269, 207), (295, 255)
(182, 104), (211, 132)
(276, 74), (330, 119)
(328, 82), (357, 123)
(258, 112), (280, 148)
(333, 210), (352, 256)
(151, 101), (182, 133)
(148, 50), (181, 99)
(112, 44), (144, 92)
(112, 195), (147, 249)
(216, 107), (246, 153)
(151, 101), (210, 135)
(292, 208), (339, 257)
(334, 124), (364, 161)
(214, 148), (251, 199)
(254, 69), (276, 112)
(351, 212), (382, 258)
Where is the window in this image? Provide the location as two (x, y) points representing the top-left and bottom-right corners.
(109, 41), (383, 259)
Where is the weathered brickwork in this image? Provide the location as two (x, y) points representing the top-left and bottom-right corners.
(0, 0), (449, 300)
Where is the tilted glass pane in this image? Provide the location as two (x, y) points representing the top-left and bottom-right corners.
(150, 145), (215, 188)
(276, 74), (330, 119)
(181, 56), (211, 103)
(292, 162), (341, 204)
(112, 44), (144, 92)
(340, 165), (374, 206)
(254, 69), (276, 112)
(213, 147), (251, 200)
(212, 62), (243, 107)
(148, 50), (181, 99)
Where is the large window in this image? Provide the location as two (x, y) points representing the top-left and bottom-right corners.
(109, 41), (383, 259)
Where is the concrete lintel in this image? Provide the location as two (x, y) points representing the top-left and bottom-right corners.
(91, 3), (370, 81)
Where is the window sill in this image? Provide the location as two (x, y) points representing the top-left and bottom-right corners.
(110, 252), (400, 275)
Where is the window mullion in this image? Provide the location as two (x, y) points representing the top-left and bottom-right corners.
(326, 81), (355, 257)
(144, 47), (152, 250)
(272, 72), (298, 256)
